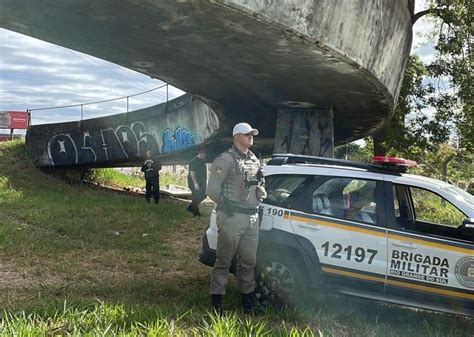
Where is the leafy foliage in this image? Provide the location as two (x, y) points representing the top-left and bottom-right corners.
(371, 1), (473, 190)
(417, 0), (473, 151)
(411, 186), (466, 226)
(376, 0), (472, 155)
(334, 140), (373, 162)
(336, 141), (473, 193)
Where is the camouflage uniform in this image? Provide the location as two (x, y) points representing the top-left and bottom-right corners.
(207, 145), (266, 295)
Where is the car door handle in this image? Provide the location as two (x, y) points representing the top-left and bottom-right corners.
(297, 223), (321, 230)
(392, 241), (417, 249)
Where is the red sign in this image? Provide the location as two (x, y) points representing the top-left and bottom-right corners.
(9, 111), (29, 129)
(0, 111), (29, 129)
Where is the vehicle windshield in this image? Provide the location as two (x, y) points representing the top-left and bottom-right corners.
(443, 185), (474, 209)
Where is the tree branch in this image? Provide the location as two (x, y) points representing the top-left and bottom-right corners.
(412, 8), (444, 24)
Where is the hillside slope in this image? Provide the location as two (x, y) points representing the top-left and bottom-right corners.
(0, 140), (210, 307)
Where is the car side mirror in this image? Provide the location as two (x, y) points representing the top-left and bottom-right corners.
(459, 218), (474, 235)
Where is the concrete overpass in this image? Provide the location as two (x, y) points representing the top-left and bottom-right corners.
(0, 0), (413, 167)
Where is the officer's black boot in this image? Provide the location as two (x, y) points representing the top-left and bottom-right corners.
(241, 292), (264, 316)
(194, 206), (202, 216)
(188, 203), (200, 216)
(211, 294), (223, 315)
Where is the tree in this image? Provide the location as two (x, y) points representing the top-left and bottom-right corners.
(405, 143), (473, 192)
(334, 140), (373, 162)
(373, 55), (432, 156)
(374, 0), (473, 155)
(420, 0), (473, 152)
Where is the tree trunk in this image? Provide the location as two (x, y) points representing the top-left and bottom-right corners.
(407, 0), (415, 17)
(440, 153), (455, 182)
(372, 130), (387, 156)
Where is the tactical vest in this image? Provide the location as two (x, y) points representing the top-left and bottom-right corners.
(222, 148), (261, 208)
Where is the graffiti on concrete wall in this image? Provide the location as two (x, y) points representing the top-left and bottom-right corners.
(162, 127), (195, 153)
(29, 94), (221, 167)
(316, 120), (332, 157)
(273, 108), (334, 158)
(47, 121), (159, 166)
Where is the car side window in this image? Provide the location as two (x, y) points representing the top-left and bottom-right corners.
(264, 175), (313, 208)
(393, 184), (469, 241)
(410, 187), (465, 228)
(307, 177), (377, 225)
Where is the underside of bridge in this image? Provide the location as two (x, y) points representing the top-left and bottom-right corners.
(0, 0), (413, 167)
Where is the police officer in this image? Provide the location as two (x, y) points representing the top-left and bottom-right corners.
(187, 149), (207, 216)
(207, 122), (267, 314)
(141, 150), (162, 204)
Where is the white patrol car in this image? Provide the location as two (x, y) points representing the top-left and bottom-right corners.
(198, 154), (474, 316)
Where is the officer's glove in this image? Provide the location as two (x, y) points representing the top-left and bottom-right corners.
(194, 182), (200, 191)
(256, 185), (267, 201)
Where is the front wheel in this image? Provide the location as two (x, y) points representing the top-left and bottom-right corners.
(254, 254), (310, 309)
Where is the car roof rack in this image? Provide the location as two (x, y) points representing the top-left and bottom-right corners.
(267, 154), (408, 174)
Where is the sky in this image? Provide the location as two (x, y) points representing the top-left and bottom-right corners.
(0, 1), (434, 135)
(0, 29), (185, 131)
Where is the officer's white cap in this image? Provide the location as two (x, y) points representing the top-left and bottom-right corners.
(232, 123), (259, 136)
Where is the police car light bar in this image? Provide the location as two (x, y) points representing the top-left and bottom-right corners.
(372, 156), (417, 167)
(268, 154), (415, 175)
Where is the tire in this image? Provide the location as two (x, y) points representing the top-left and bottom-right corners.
(254, 253), (310, 309)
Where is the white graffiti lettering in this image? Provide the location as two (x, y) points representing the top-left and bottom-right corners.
(46, 121), (159, 166)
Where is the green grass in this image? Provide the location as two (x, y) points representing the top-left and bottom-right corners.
(0, 302), (314, 336)
(0, 140), (472, 336)
(160, 171), (188, 187)
(85, 168), (145, 189)
(86, 168), (187, 189)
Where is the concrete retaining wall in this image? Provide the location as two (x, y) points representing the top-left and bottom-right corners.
(26, 94), (220, 167)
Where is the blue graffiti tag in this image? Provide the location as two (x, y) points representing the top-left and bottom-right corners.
(162, 127), (195, 153)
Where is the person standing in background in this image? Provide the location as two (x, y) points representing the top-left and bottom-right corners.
(187, 149), (207, 216)
(141, 150), (162, 204)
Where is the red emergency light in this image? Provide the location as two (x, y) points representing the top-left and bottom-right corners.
(372, 156), (417, 167)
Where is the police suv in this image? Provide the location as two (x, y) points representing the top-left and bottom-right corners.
(199, 155), (474, 316)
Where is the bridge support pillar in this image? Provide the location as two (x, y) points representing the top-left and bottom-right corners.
(273, 107), (334, 158)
